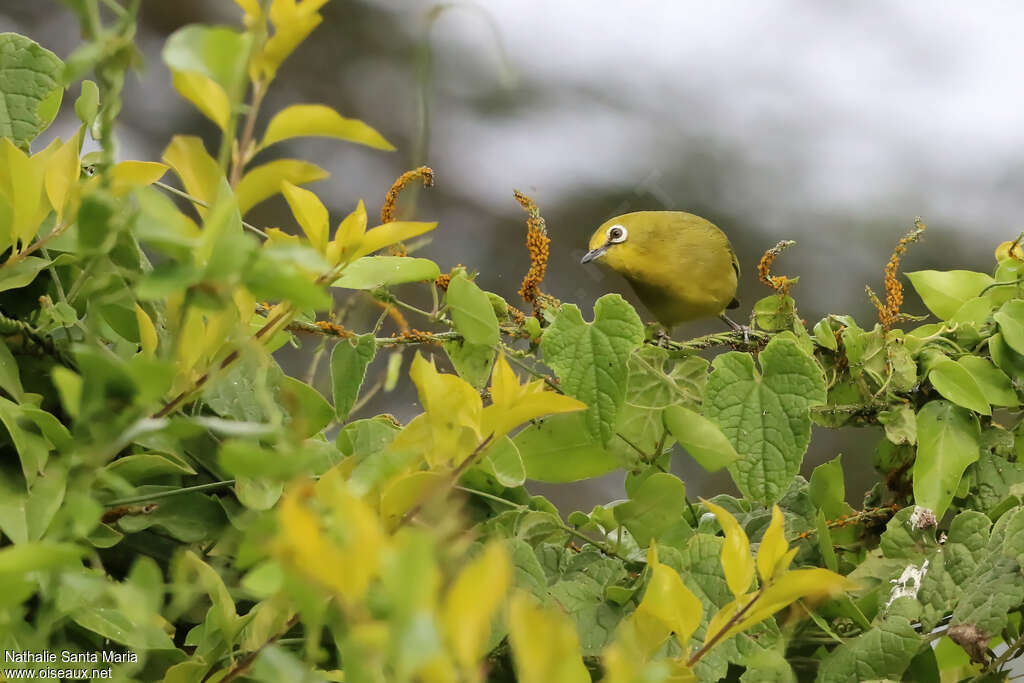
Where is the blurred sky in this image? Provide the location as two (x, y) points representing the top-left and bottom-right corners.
(3, 1), (1024, 506)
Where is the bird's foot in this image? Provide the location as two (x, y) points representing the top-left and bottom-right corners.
(719, 314), (751, 344)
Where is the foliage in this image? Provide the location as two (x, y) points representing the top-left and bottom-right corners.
(1, 2), (1024, 681)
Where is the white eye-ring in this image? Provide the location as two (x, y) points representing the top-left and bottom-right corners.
(606, 224), (628, 243)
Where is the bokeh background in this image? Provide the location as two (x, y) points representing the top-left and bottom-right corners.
(3, 1), (1021, 511)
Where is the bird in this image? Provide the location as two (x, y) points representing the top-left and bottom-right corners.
(580, 211), (743, 332)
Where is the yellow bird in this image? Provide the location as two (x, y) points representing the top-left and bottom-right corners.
(581, 211), (743, 331)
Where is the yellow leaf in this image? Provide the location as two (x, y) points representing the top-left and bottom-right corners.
(481, 355), (587, 441)
(352, 221), (437, 262)
(327, 199), (367, 264)
(254, 12), (322, 82)
(996, 240), (1024, 262)
(233, 287), (256, 326)
(441, 541), (510, 676)
(280, 180), (328, 253)
(171, 70), (231, 130)
(409, 353), (480, 420)
(176, 308), (207, 377)
(43, 136), (81, 219)
(111, 161), (168, 195)
(636, 546), (703, 649)
(234, 159), (328, 215)
(233, 0), (264, 26)
(704, 569), (857, 650)
(134, 304), (158, 358)
(756, 505), (791, 583)
(408, 354), (483, 466)
(264, 227), (301, 246)
(0, 138), (46, 248)
(269, 0), (329, 23)
(162, 136), (223, 216)
(702, 499), (755, 600)
(507, 592), (590, 683)
(379, 470), (444, 528)
(275, 479), (387, 605)
(260, 104), (395, 151)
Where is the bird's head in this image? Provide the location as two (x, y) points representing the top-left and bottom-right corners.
(581, 213), (651, 274)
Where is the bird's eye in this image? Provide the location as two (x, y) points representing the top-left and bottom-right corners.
(607, 225), (628, 243)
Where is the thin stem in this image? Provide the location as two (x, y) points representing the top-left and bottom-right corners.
(398, 434), (495, 528)
(216, 614), (300, 683)
(154, 181), (268, 238)
(4, 219), (73, 267)
(229, 80), (266, 187)
(97, 0), (126, 16)
(454, 486), (632, 562)
(979, 630), (1024, 679)
(105, 480), (236, 506)
(687, 591), (763, 667)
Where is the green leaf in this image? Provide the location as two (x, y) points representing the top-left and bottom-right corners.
(913, 400), (980, 518)
(815, 605), (921, 682)
(332, 256), (440, 289)
(447, 273), (499, 347)
(481, 436), (525, 488)
(809, 455), (850, 519)
(878, 404), (917, 446)
(613, 472), (686, 546)
(242, 243), (331, 311)
(951, 556), (1024, 638)
(663, 404), (739, 472)
(330, 334), (376, 420)
(336, 416), (400, 461)
(752, 294), (796, 332)
(0, 33), (64, 149)
(993, 299), (1024, 355)
(990, 332), (1024, 380)
(957, 356), (1018, 407)
(0, 337), (24, 401)
(74, 79), (99, 128)
(813, 317), (839, 351)
(540, 295), (645, 444)
(260, 104), (395, 151)
(162, 25), (250, 97)
(102, 453), (196, 483)
(547, 576), (624, 656)
(444, 339), (496, 390)
(0, 255), (50, 293)
(0, 541), (83, 574)
(906, 270), (995, 320)
(72, 607), (175, 650)
(928, 358), (991, 415)
(705, 333), (827, 504)
(515, 412), (624, 483)
(278, 375), (333, 438)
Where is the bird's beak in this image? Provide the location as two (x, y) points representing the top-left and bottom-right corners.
(581, 244), (608, 264)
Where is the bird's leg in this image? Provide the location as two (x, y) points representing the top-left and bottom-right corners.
(719, 314), (750, 344)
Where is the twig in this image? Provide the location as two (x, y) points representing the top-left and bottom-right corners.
(215, 614), (300, 683)
(154, 181), (268, 238)
(105, 480), (236, 506)
(686, 591), (763, 667)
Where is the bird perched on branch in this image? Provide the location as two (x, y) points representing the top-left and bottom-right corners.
(581, 211), (743, 332)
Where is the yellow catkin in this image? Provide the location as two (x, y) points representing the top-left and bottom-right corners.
(513, 190), (555, 313)
(873, 219), (926, 329)
(381, 166), (434, 256)
(757, 240), (797, 295)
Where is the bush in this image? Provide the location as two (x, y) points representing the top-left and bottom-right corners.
(1, 2), (1023, 681)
